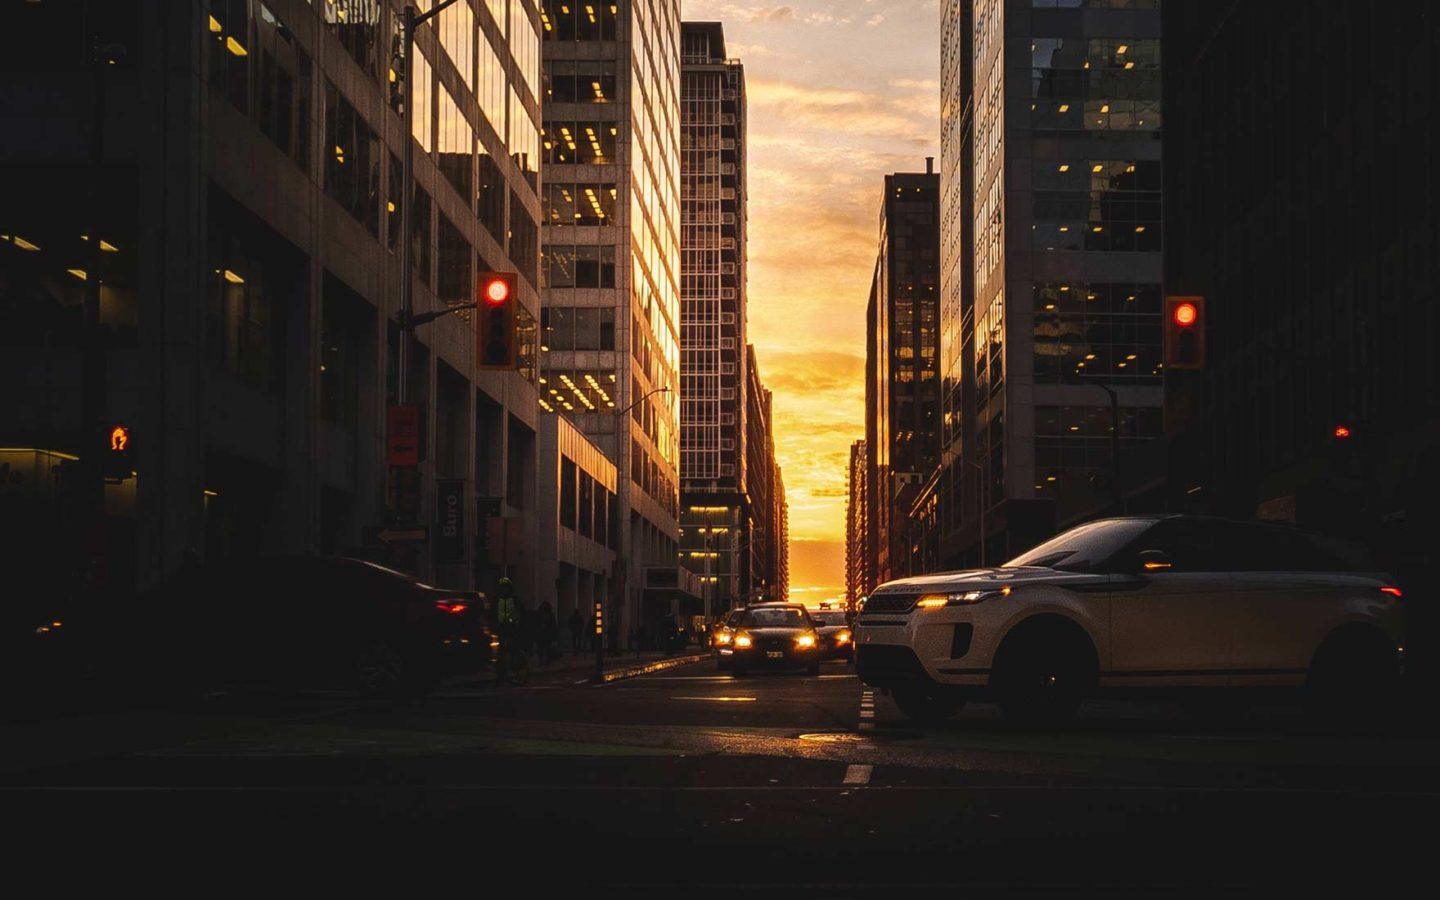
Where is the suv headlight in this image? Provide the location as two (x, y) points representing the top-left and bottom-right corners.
(795, 633), (816, 649)
(915, 586), (1012, 609)
(734, 631), (753, 648)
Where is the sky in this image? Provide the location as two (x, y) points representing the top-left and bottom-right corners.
(680, 1), (942, 602)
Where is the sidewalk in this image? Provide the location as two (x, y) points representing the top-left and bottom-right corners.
(452, 647), (713, 687)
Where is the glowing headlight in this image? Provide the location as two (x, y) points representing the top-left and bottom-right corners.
(917, 586), (1012, 609)
(734, 632), (753, 648)
(835, 629), (851, 644)
(795, 633), (816, 649)
(715, 630), (733, 645)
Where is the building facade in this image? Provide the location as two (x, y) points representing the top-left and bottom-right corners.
(844, 439), (869, 605)
(1, 1), (544, 605)
(1161, 1), (1440, 677)
(539, 0), (683, 643)
(536, 413), (617, 647)
(864, 167), (941, 586)
(677, 21), (750, 618)
(938, 0), (1165, 565)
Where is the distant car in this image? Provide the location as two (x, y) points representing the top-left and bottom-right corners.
(720, 603), (824, 676)
(810, 609), (854, 661)
(855, 515), (1405, 723)
(105, 556), (491, 699)
(712, 607), (746, 668)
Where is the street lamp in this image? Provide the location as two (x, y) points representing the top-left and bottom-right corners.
(591, 385), (671, 683)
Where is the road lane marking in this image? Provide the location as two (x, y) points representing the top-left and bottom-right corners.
(858, 722), (875, 730)
(670, 696), (757, 702)
(842, 764), (873, 785)
(859, 710), (875, 718)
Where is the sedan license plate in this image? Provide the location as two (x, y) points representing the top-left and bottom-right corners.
(766, 651), (783, 659)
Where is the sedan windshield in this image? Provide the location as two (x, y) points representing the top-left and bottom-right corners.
(741, 608), (808, 628)
(1003, 518), (1157, 572)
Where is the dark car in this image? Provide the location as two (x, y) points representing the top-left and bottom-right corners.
(810, 609), (854, 662)
(105, 556), (491, 700)
(720, 603), (824, 676)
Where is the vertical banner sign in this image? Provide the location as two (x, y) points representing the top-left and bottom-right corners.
(387, 404), (420, 467)
(436, 479), (466, 563)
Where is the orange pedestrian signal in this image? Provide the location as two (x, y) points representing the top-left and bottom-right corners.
(476, 271), (519, 370)
(1163, 296), (1205, 370)
(105, 423), (133, 480)
(1334, 425), (1352, 439)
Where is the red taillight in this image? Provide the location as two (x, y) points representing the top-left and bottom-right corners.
(1380, 586), (1403, 599)
(435, 600), (469, 614)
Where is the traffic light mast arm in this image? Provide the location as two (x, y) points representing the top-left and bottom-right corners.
(399, 303), (472, 330)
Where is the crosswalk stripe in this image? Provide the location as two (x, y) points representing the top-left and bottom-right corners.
(842, 764), (873, 785)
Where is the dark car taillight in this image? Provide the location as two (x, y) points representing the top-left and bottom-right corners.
(435, 599), (469, 614)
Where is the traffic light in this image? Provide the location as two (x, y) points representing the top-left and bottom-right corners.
(1163, 295), (1205, 370)
(104, 423), (132, 481)
(476, 271), (518, 370)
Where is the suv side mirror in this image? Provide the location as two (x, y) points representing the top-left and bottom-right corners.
(1138, 549), (1174, 572)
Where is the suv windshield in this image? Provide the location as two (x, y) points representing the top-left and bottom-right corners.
(741, 608), (809, 628)
(1003, 518), (1158, 572)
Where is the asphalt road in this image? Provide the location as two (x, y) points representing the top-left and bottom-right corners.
(6, 655), (1440, 892)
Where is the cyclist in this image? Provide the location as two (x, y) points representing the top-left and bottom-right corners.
(493, 577), (529, 685)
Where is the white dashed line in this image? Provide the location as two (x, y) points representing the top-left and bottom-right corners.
(858, 722), (874, 730)
(842, 764), (873, 785)
(859, 709), (875, 718)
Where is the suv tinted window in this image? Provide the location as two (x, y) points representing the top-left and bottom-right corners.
(1231, 524), (1371, 572)
(1120, 518), (1241, 572)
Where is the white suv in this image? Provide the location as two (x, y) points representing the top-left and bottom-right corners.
(855, 516), (1405, 722)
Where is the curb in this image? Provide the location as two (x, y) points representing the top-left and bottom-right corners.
(584, 652), (712, 685)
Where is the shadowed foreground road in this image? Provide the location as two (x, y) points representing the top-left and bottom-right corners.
(6, 657), (1439, 892)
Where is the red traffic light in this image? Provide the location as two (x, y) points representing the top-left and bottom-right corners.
(1334, 425), (1352, 439)
(482, 276), (511, 306)
(1173, 301), (1198, 327)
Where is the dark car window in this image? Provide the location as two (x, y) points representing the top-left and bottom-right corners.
(1005, 518), (1158, 572)
(1230, 524), (1371, 572)
(1117, 518), (1241, 572)
(740, 608), (808, 628)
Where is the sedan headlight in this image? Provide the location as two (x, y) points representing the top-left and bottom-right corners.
(714, 630), (733, 645)
(916, 586), (1012, 609)
(795, 633), (817, 649)
(835, 629), (852, 644)
(734, 632), (753, 649)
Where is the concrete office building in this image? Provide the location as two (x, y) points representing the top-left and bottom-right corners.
(864, 168), (941, 587)
(937, 0), (1165, 564)
(0, 0), (544, 602)
(676, 21), (749, 620)
(536, 413), (617, 646)
(845, 439), (870, 604)
(538, 0), (685, 644)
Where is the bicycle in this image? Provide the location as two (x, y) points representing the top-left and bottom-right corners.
(493, 636), (530, 687)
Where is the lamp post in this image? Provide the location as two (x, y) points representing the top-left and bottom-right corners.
(593, 385), (671, 683)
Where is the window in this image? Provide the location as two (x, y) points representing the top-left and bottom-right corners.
(255, 3), (312, 172)
(560, 456), (577, 530)
(206, 204), (289, 395)
(477, 151), (506, 247)
(324, 81), (381, 236)
(323, 0), (383, 81)
(1031, 281), (1162, 384)
(437, 83), (473, 201)
(542, 306), (616, 351)
(541, 0), (620, 41)
(321, 273), (365, 426)
(508, 192), (538, 280)
(1031, 160), (1162, 251)
(411, 186), (432, 286)
(436, 214), (470, 305)
(208, 0), (251, 113)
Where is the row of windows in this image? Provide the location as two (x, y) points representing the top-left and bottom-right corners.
(1033, 0), (1159, 7)
(558, 455), (617, 547)
(539, 369), (618, 412)
(544, 182), (618, 225)
(1036, 405), (1162, 439)
(209, 1), (313, 171)
(543, 244), (617, 288)
(1032, 38), (1161, 71)
(543, 120), (619, 165)
(540, 0), (622, 41)
(545, 59), (619, 103)
(541, 305), (617, 352)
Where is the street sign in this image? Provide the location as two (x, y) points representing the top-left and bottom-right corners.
(364, 525), (430, 545)
(436, 479), (466, 562)
(387, 404), (420, 467)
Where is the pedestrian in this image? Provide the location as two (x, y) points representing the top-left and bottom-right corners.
(536, 600), (558, 665)
(494, 577), (525, 684)
(569, 606), (583, 655)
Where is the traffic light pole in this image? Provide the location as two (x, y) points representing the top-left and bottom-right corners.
(397, 0), (462, 408)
